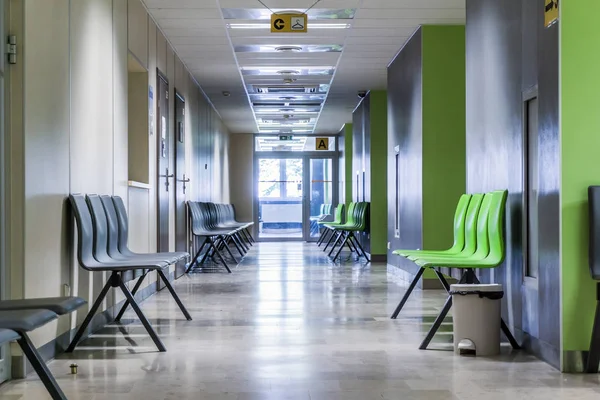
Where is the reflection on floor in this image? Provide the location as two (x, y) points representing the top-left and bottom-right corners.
(1, 242), (599, 399)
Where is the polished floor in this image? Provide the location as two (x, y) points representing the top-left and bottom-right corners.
(1, 242), (599, 399)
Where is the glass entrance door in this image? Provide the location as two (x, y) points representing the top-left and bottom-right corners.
(258, 158), (304, 239)
(306, 158), (334, 241)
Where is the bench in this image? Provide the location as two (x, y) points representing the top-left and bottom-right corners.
(391, 190), (520, 350)
(67, 194), (192, 354)
(322, 202), (370, 262)
(0, 296), (86, 400)
(187, 201), (250, 273)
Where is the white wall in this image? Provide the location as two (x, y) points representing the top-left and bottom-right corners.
(228, 134), (254, 222)
(8, 0), (232, 351)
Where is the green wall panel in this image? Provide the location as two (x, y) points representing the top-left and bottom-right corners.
(560, 0), (600, 352)
(421, 25), (467, 251)
(344, 123), (353, 208)
(369, 91), (388, 255)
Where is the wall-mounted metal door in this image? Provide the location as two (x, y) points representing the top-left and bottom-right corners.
(0, 0), (9, 384)
(156, 72), (171, 253)
(174, 92), (188, 279)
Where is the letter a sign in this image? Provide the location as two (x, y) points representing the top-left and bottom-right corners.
(316, 138), (329, 151)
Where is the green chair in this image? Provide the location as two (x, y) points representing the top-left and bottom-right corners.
(390, 193), (484, 318)
(403, 190), (519, 350)
(329, 202), (370, 262)
(317, 203), (345, 246)
(323, 202), (355, 251)
(394, 194), (473, 258)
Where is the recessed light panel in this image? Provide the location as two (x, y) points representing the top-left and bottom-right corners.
(222, 8), (356, 20)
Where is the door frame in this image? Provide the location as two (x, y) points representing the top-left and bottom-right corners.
(173, 90), (186, 279)
(253, 151), (339, 242)
(156, 69), (170, 253)
(0, 0), (9, 384)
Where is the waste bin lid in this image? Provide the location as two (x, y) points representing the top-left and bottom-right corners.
(450, 284), (503, 292)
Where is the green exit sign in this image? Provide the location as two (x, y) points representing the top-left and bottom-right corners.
(279, 135), (293, 141)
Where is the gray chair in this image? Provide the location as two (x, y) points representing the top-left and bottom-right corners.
(67, 194), (168, 352)
(110, 195), (189, 262)
(0, 306), (84, 400)
(86, 194), (191, 322)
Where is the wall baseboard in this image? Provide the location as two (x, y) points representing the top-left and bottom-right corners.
(11, 276), (161, 379)
(515, 329), (560, 371)
(371, 254), (387, 263)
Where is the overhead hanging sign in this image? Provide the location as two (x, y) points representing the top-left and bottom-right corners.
(271, 13), (307, 33)
(544, 0), (558, 27)
(315, 138), (329, 150)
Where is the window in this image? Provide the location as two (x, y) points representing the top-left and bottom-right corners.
(523, 90), (539, 280)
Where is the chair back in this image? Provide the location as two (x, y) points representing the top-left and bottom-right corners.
(345, 202), (357, 225)
(485, 190), (508, 266)
(354, 202), (369, 231)
(69, 194), (100, 270)
(99, 195), (123, 258)
(86, 195), (114, 264)
(333, 204), (345, 224)
(461, 193), (484, 255)
(590, 186), (600, 280)
(448, 194), (472, 253)
(470, 193), (494, 259)
(112, 196), (131, 254)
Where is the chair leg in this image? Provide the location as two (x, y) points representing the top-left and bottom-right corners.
(332, 232), (353, 262)
(66, 276), (114, 352)
(117, 274), (166, 352)
(391, 267), (426, 319)
(350, 233), (370, 262)
(323, 230), (338, 251)
(244, 228), (255, 243)
(586, 291), (600, 373)
(187, 237), (209, 272)
(419, 294), (453, 350)
(468, 270), (520, 349)
(230, 234), (245, 257)
(115, 270), (149, 321)
(218, 236), (239, 264)
(328, 231), (344, 256)
(209, 239), (232, 273)
(317, 228), (329, 246)
(18, 333), (67, 400)
(157, 269), (192, 321)
(434, 270), (451, 292)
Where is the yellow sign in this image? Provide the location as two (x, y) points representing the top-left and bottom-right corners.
(316, 138), (329, 151)
(544, 0), (558, 27)
(271, 14), (307, 33)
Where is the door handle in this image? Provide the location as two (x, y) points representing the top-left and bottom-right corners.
(158, 168), (174, 191)
(177, 173), (191, 194)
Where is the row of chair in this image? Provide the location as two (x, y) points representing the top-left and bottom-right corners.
(187, 201), (254, 273)
(69, 194), (192, 355)
(317, 202), (370, 262)
(309, 203), (333, 235)
(390, 190), (520, 351)
(0, 193), (192, 399)
(0, 297), (86, 399)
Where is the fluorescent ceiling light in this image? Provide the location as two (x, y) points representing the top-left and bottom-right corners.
(241, 66), (335, 72)
(227, 23), (350, 29)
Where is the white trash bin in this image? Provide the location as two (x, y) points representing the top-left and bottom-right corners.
(450, 283), (504, 356)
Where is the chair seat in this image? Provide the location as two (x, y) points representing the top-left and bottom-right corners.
(0, 329), (20, 343)
(0, 297), (87, 315)
(0, 309), (58, 332)
(414, 255), (500, 268)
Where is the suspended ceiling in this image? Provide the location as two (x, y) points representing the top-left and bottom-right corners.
(142, 0), (466, 134)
